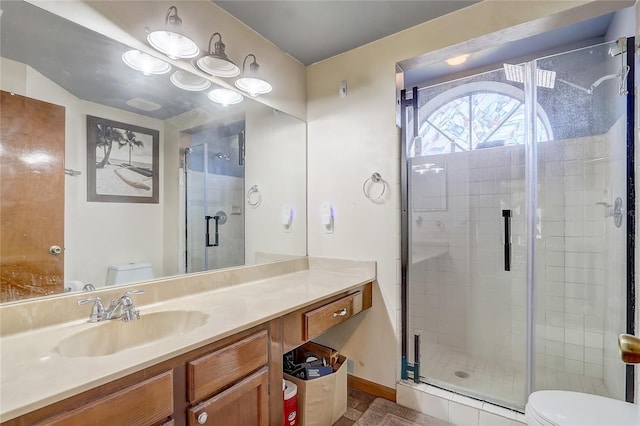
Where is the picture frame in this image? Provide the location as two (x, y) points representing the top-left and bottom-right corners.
(87, 115), (159, 203)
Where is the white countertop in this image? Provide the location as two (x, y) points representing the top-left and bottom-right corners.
(0, 258), (375, 421)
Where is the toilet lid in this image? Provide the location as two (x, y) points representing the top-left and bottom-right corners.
(527, 391), (640, 426)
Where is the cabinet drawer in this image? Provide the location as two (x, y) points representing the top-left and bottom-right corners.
(303, 290), (363, 340)
(187, 367), (269, 426)
(187, 330), (268, 403)
(37, 371), (173, 426)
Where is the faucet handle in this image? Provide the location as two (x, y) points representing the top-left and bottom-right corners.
(77, 296), (101, 305)
(77, 297), (105, 323)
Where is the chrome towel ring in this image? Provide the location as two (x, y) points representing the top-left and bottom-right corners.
(363, 172), (386, 200)
(247, 184), (262, 207)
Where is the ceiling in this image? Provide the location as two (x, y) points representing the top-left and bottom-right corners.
(213, 1), (616, 86)
(212, 1), (479, 65)
(402, 12), (614, 87)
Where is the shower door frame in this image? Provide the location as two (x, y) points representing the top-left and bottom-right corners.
(399, 37), (636, 405)
(623, 36), (636, 403)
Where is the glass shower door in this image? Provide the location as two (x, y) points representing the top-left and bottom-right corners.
(532, 39), (631, 402)
(405, 66), (532, 409)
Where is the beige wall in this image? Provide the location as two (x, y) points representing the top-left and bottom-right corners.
(244, 104), (307, 263)
(27, 0), (307, 121)
(307, 0), (633, 389)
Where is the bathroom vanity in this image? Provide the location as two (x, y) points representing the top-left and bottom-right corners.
(0, 257), (374, 425)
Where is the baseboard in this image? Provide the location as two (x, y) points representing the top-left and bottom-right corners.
(347, 374), (396, 402)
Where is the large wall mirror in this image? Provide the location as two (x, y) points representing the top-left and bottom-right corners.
(0, 1), (307, 303)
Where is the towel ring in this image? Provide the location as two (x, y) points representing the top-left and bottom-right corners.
(362, 172), (386, 200)
(247, 184), (262, 207)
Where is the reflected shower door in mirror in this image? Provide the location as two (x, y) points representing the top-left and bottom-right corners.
(0, 1), (307, 302)
(185, 129), (245, 273)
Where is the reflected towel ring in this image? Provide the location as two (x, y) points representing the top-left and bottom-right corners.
(362, 172), (386, 200)
(247, 184), (262, 207)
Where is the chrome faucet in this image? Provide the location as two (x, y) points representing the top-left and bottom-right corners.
(78, 289), (144, 323)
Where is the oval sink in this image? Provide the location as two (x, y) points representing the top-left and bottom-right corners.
(54, 310), (209, 358)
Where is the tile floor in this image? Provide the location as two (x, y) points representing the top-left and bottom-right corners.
(421, 343), (609, 408)
(332, 388), (377, 425)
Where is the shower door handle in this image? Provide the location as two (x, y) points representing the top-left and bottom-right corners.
(502, 209), (512, 271)
(205, 215), (220, 247)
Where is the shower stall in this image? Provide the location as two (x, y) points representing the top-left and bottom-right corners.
(401, 39), (635, 410)
(184, 125), (246, 273)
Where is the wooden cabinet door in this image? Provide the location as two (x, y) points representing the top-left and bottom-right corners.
(187, 367), (269, 426)
(0, 90), (65, 302)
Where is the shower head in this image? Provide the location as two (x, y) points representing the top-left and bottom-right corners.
(557, 72), (620, 95)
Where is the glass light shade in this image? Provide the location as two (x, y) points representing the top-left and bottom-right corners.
(445, 54), (470, 66)
(147, 31), (199, 59)
(170, 70), (212, 91)
(235, 77), (272, 97)
(122, 50), (171, 75)
(208, 88), (243, 106)
(196, 55), (240, 77)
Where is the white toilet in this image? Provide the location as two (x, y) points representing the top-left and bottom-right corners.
(105, 263), (153, 286)
(525, 390), (640, 426)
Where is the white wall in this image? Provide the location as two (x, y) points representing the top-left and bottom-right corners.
(1, 58), (165, 287)
(306, 0), (633, 390)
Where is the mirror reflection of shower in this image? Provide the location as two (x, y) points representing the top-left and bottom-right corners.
(184, 122), (246, 274)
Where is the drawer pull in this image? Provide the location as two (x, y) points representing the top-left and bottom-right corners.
(333, 308), (348, 318)
(197, 412), (209, 424)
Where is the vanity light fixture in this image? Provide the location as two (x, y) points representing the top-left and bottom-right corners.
(208, 88), (243, 106)
(196, 32), (240, 77)
(147, 5), (199, 60)
(170, 70), (212, 91)
(122, 49), (171, 75)
(235, 54), (272, 96)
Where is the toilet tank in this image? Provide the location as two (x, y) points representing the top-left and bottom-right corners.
(105, 263), (153, 286)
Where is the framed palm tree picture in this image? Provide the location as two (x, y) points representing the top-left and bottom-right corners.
(87, 115), (159, 203)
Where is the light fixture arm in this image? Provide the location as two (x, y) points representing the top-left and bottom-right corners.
(242, 53), (259, 73)
(208, 32), (224, 55)
(165, 6), (182, 27)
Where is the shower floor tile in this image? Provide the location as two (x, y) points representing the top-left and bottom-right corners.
(419, 343), (610, 409)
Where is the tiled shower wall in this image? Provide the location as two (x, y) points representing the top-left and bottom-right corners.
(409, 120), (625, 391)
